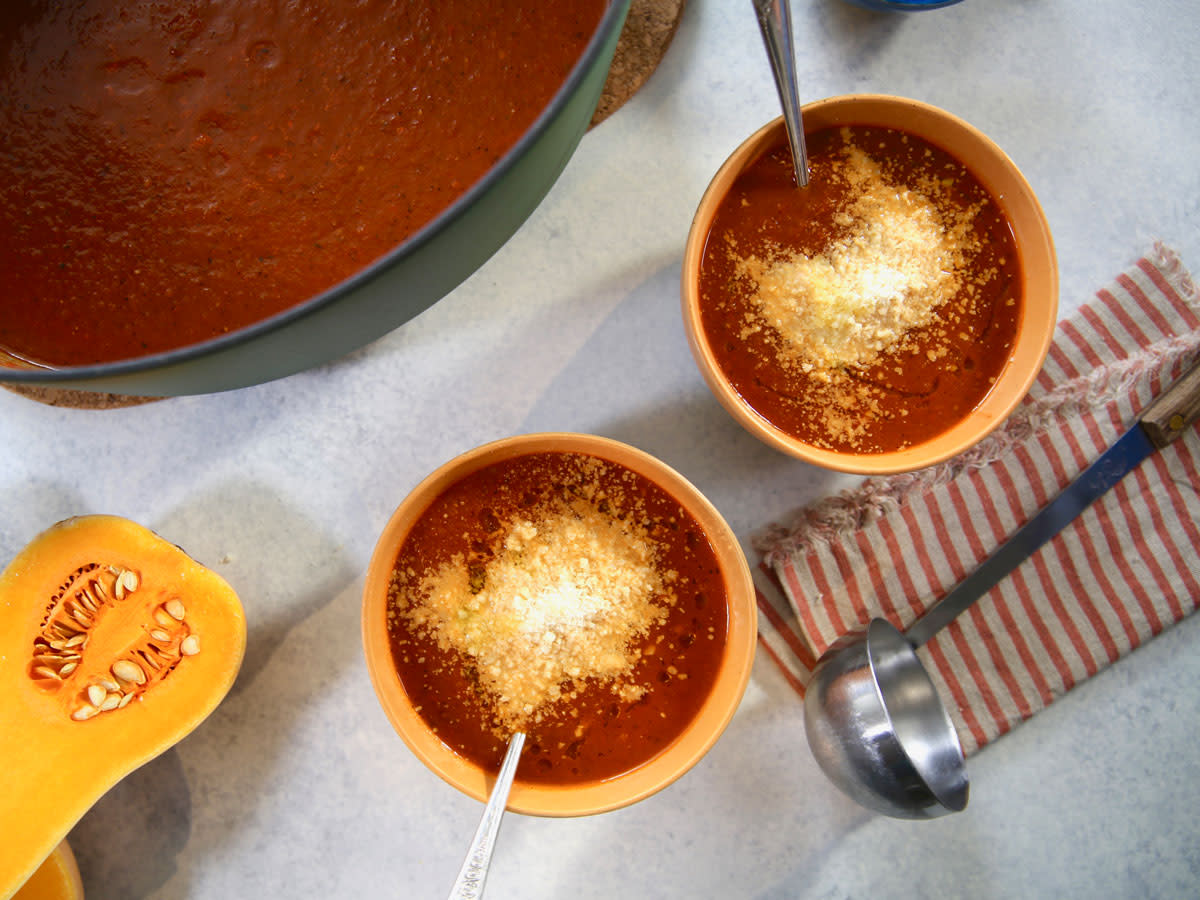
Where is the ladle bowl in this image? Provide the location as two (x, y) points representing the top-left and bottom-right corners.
(803, 618), (968, 819)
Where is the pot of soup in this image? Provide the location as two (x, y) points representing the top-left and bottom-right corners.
(0, 0), (630, 395)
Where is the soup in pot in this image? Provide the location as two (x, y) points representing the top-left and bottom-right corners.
(0, 0), (607, 366)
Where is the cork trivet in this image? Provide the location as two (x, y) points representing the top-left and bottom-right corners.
(592, 0), (687, 127)
(2, 383), (161, 409)
(7, 0), (685, 410)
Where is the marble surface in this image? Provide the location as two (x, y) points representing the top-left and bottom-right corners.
(4, 1), (1200, 897)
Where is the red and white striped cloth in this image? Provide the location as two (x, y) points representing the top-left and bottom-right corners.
(753, 245), (1200, 755)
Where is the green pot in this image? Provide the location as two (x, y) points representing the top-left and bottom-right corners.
(1, 1), (631, 396)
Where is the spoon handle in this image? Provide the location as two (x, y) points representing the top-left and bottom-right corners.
(446, 732), (526, 900)
(752, 0), (809, 187)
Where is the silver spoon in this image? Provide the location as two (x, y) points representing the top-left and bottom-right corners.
(803, 355), (1200, 818)
(752, 0), (809, 187)
(446, 732), (525, 900)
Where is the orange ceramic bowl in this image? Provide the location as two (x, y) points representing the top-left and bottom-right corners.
(361, 433), (756, 817)
(682, 94), (1058, 475)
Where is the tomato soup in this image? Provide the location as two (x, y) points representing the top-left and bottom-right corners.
(697, 125), (1022, 454)
(384, 451), (729, 786)
(0, 0), (606, 366)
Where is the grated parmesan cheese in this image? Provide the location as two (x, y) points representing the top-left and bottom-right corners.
(720, 128), (995, 450)
(398, 489), (674, 733)
(736, 144), (972, 374)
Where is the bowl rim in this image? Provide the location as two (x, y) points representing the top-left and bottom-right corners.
(681, 93), (1058, 476)
(360, 432), (757, 817)
(1, 0), (633, 386)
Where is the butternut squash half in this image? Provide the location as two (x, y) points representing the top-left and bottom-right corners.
(13, 841), (82, 900)
(0, 516), (246, 899)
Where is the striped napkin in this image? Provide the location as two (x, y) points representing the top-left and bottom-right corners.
(753, 244), (1200, 755)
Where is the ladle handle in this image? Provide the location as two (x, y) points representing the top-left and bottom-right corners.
(752, 0), (809, 187)
(905, 353), (1200, 648)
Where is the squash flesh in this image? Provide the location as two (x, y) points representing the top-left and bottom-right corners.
(0, 516), (246, 899)
(12, 842), (83, 900)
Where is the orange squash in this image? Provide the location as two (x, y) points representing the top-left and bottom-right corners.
(12, 842), (83, 900)
(0, 516), (246, 899)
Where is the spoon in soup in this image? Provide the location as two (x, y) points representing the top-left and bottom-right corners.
(447, 731), (525, 900)
(752, 0), (810, 187)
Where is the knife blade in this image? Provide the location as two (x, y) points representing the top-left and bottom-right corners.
(905, 354), (1200, 647)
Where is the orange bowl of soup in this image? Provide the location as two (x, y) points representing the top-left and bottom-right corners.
(682, 94), (1058, 474)
(362, 433), (756, 816)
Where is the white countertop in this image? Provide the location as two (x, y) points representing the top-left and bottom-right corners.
(4, 1), (1200, 897)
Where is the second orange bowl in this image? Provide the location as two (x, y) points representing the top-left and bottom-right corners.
(682, 94), (1058, 475)
(362, 433), (756, 817)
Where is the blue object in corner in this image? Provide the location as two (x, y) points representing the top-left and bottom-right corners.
(842, 0), (964, 10)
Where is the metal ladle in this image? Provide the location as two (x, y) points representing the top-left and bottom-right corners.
(752, 0), (810, 187)
(446, 732), (525, 899)
(803, 354), (1200, 818)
